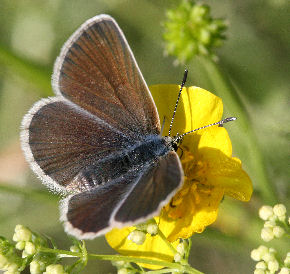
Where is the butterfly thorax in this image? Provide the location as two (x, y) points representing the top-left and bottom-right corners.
(70, 135), (174, 192)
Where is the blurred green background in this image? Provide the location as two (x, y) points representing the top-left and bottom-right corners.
(0, 0), (289, 273)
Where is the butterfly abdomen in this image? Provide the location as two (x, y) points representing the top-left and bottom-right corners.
(73, 135), (172, 191)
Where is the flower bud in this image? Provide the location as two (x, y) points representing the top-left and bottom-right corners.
(251, 250), (261, 261)
(261, 227), (274, 242)
(117, 268), (129, 274)
(191, 5), (209, 21)
(200, 29), (211, 45)
(146, 223), (158, 236)
(0, 254), (9, 269)
(259, 206), (273, 221)
(264, 220), (275, 228)
(255, 261), (267, 270)
(44, 264), (67, 274)
(69, 245), (80, 253)
(127, 231), (146, 245)
(267, 260), (279, 273)
(15, 242), (25, 251)
(30, 260), (44, 274)
(30, 253), (58, 274)
(251, 246), (268, 261)
(25, 242), (36, 255)
(0, 239), (22, 273)
(273, 204), (286, 217)
(174, 252), (182, 263)
(284, 252), (290, 267)
(13, 225), (31, 243)
(262, 252), (275, 263)
(278, 267), (290, 274)
(176, 242), (188, 256)
(6, 262), (19, 272)
(22, 250), (29, 259)
(272, 226), (285, 238)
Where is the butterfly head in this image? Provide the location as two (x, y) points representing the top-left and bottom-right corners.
(163, 134), (183, 152)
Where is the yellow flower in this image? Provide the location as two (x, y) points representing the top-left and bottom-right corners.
(106, 85), (253, 268)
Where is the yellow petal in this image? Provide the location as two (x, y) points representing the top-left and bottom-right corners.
(197, 127), (232, 157)
(105, 227), (179, 269)
(195, 129), (252, 201)
(149, 85), (186, 136)
(184, 127), (253, 201)
(185, 86), (223, 132)
(159, 186), (224, 242)
(180, 126), (232, 159)
(149, 85), (223, 137)
(205, 152), (253, 201)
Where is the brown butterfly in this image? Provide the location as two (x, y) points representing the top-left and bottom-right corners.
(21, 15), (184, 239)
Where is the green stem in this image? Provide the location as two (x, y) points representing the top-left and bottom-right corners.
(80, 240), (88, 266)
(185, 238), (192, 261)
(197, 56), (277, 204)
(39, 247), (202, 273)
(0, 183), (58, 203)
(157, 228), (177, 255)
(277, 220), (289, 233)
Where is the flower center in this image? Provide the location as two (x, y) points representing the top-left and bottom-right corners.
(163, 147), (213, 220)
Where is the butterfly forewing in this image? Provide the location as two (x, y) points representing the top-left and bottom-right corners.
(21, 98), (134, 193)
(53, 15), (160, 137)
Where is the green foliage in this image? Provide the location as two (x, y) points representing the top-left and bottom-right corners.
(0, 225), (203, 273)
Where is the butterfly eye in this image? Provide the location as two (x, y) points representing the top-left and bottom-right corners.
(172, 142), (178, 151)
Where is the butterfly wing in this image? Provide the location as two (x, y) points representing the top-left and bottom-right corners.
(21, 98), (134, 194)
(21, 14), (183, 238)
(113, 151), (183, 224)
(52, 14), (160, 137)
(21, 14), (160, 193)
(61, 151), (183, 238)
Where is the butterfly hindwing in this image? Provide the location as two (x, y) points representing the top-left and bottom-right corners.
(61, 174), (135, 238)
(113, 151), (183, 224)
(61, 151), (183, 239)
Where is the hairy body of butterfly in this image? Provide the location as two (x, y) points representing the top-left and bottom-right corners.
(73, 136), (176, 191)
(21, 14), (184, 239)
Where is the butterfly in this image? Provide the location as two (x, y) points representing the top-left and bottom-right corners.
(20, 14), (184, 239)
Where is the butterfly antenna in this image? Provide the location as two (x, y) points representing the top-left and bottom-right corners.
(175, 117), (237, 142)
(168, 69), (188, 136)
